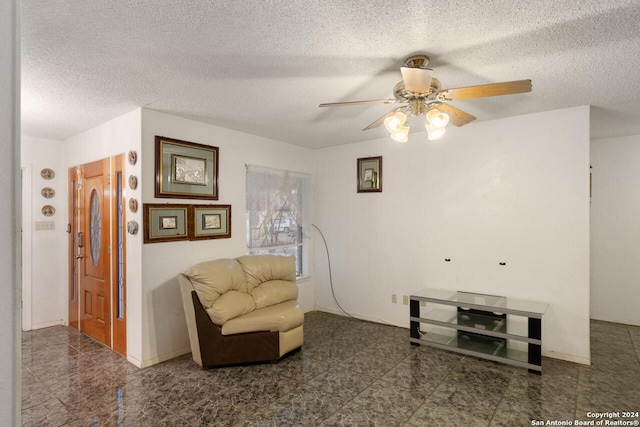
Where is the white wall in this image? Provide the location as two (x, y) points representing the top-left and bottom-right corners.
(591, 134), (640, 326)
(313, 106), (591, 364)
(139, 109), (315, 367)
(0, 0), (19, 423)
(21, 135), (67, 329)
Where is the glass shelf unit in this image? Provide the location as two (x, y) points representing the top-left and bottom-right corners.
(409, 289), (547, 373)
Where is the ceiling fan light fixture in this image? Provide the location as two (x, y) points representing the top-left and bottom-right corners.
(426, 123), (446, 141)
(384, 111), (407, 133)
(427, 109), (450, 128)
(390, 124), (410, 143)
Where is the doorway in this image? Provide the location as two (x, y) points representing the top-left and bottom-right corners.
(68, 155), (127, 355)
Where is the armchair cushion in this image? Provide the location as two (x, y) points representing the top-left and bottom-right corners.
(221, 300), (303, 335)
(251, 279), (298, 309)
(207, 290), (256, 325)
(236, 254), (296, 291)
(182, 258), (248, 320)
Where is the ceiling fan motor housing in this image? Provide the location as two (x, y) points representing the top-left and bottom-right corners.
(404, 54), (430, 68)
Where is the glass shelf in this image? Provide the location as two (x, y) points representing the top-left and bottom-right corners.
(410, 327), (540, 371)
(410, 289), (547, 318)
(412, 308), (540, 344)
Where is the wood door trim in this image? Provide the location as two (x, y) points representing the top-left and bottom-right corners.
(68, 166), (79, 330)
(112, 154), (127, 356)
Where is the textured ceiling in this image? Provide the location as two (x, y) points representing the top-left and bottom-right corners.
(21, 0), (640, 148)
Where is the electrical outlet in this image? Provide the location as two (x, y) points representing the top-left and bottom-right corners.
(402, 295), (409, 305)
(391, 294), (397, 304)
(35, 221), (55, 231)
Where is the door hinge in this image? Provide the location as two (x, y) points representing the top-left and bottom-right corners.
(108, 244), (111, 255)
(107, 174), (111, 184)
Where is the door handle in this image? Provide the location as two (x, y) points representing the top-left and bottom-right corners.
(75, 255), (84, 260)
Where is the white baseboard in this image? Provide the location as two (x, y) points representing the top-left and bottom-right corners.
(127, 355), (143, 368)
(28, 319), (65, 331)
(138, 347), (191, 369)
(590, 315), (640, 327)
(313, 306), (405, 328)
(542, 350), (590, 365)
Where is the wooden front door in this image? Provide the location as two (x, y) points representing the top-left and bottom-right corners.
(78, 159), (111, 346)
(68, 155), (127, 354)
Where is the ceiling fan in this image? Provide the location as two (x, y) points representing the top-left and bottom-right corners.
(319, 54), (532, 142)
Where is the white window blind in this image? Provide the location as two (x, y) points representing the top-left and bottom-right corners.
(245, 165), (311, 276)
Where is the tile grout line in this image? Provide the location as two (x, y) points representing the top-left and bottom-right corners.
(400, 352), (467, 426)
(486, 368), (515, 427)
(627, 325), (640, 367)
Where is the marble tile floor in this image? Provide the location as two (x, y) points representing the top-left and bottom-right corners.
(21, 312), (640, 426)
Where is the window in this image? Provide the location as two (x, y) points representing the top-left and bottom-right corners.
(246, 165), (311, 276)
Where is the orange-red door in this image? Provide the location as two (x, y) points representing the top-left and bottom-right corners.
(78, 159), (111, 346)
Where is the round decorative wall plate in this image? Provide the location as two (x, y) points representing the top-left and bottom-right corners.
(41, 187), (55, 198)
(127, 220), (139, 235)
(128, 150), (137, 165)
(129, 198), (138, 213)
(128, 175), (138, 190)
(40, 168), (55, 180)
(42, 205), (55, 216)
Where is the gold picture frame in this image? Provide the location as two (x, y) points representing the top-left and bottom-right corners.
(155, 136), (219, 199)
(190, 205), (231, 240)
(357, 156), (382, 193)
(143, 204), (189, 243)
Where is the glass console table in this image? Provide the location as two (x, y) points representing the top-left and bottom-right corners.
(409, 289), (547, 374)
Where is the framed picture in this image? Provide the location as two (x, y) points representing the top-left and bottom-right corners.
(160, 216), (178, 229)
(143, 204), (189, 243)
(155, 136), (219, 199)
(357, 156), (382, 193)
(190, 205), (231, 240)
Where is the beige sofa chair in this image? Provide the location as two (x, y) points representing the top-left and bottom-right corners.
(179, 254), (304, 368)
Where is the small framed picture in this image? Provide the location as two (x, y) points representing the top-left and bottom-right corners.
(203, 213), (221, 230)
(155, 136), (219, 199)
(191, 205), (231, 240)
(172, 154), (207, 186)
(357, 156), (382, 193)
(143, 204), (189, 243)
(160, 216), (178, 230)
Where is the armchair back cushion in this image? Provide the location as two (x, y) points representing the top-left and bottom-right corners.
(208, 290), (256, 325)
(182, 258), (255, 325)
(236, 255), (298, 308)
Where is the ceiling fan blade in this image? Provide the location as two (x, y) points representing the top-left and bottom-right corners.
(438, 79), (532, 101)
(400, 67), (434, 94)
(433, 103), (477, 127)
(362, 109), (399, 131)
(319, 99), (396, 107)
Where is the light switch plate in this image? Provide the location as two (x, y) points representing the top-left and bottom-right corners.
(35, 221), (55, 230)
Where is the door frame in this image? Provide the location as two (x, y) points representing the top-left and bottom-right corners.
(21, 165), (32, 331)
(68, 166), (79, 330)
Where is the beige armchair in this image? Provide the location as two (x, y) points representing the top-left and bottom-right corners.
(179, 255), (304, 368)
